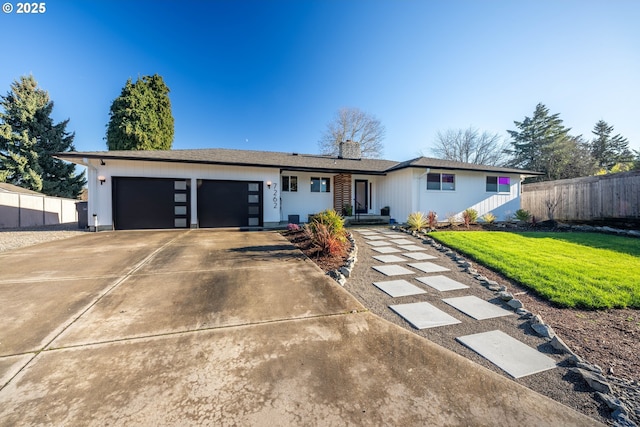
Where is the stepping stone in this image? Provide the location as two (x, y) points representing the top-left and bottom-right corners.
(456, 330), (557, 378)
(372, 254), (407, 263)
(442, 296), (511, 320)
(373, 279), (426, 297)
(367, 240), (391, 247)
(364, 235), (387, 240)
(407, 262), (450, 273)
(355, 229), (373, 233)
(372, 265), (415, 276)
(402, 252), (436, 261)
(389, 239), (414, 245)
(398, 244), (424, 252)
(416, 275), (469, 292)
(372, 246), (401, 254)
(390, 302), (461, 329)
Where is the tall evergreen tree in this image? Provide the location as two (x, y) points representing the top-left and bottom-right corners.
(106, 74), (174, 150)
(507, 103), (594, 181)
(0, 75), (85, 197)
(589, 120), (633, 172)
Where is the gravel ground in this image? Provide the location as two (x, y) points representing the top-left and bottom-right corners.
(0, 224), (88, 253)
(343, 227), (612, 425)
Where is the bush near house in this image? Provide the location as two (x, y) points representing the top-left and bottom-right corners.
(515, 209), (532, 222)
(462, 208), (478, 228)
(305, 209), (348, 256)
(407, 212), (428, 231)
(481, 212), (496, 224)
(430, 231), (640, 309)
(427, 211), (438, 230)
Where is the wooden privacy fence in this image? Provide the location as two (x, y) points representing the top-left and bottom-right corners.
(521, 170), (640, 222)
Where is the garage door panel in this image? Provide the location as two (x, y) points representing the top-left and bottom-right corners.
(113, 177), (190, 230)
(198, 180), (262, 228)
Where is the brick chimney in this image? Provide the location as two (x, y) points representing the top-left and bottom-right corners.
(338, 140), (361, 160)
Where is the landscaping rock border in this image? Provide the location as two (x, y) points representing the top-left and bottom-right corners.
(327, 232), (357, 287)
(394, 225), (639, 427)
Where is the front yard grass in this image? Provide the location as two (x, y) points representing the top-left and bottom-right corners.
(429, 231), (640, 309)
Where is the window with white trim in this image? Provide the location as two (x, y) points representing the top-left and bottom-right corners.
(282, 176), (297, 192)
(311, 177), (330, 193)
(486, 176), (510, 193)
(427, 173), (455, 191)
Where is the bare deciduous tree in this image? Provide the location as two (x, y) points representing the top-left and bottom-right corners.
(427, 127), (510, 166)
(318, 107), (385, 158)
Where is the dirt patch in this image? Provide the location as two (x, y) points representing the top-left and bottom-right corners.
(281, 229), (349, 273)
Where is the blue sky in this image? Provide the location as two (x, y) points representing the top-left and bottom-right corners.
(1, 0), (638, 162)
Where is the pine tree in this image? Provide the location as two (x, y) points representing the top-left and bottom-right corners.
(507, 103), (594, 181)
(589, 120), (633, 172)
(106, 74), (174, 150)
(0, 75), (85, 197)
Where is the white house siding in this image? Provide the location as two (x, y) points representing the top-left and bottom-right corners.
(377, 168), (522, 224)
(87, 159), (280, 229)
(280, 171), (333, 223)
(376, 168), (416, 223)
(416, 169), (522, 221)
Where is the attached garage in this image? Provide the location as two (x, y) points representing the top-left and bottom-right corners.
(197, 180), (263, 228)
(112, 177), (190, 230)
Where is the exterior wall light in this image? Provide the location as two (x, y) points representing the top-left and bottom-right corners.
(98, 175), (106, 185)
(266, 180), (272, 189)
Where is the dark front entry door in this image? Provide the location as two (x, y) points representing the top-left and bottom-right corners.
(355, 180), (368, 214)
(197, 180), (262, 228)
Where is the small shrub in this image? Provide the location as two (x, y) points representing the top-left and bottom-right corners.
(446, 212), (459, 227)
(407, 212), (428, 231)
(481, 212), (496, 224)
(427, 211), (437, 230)
(341, 204), (353, 216)
(309, 209), (345, 239)
(309, 222), (348, 257)
(515, 209), (531, 222)
(462, 208), (478, 228)
(287, 223), (300, 231)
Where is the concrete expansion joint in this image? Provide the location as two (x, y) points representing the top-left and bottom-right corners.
(0, 230), (191, 392)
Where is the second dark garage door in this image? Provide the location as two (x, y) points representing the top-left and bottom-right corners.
(197, 180), (263, 228)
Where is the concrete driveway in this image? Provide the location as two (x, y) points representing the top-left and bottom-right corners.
(0, 230), (600, 426)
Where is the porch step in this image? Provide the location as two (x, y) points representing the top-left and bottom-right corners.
(346, 215), (390, 226)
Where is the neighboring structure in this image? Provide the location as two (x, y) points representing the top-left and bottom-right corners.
(0, 183), (79, 228)
(56, 142), (540, 230)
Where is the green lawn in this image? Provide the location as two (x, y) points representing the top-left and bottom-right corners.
(429, 231), (640, 310)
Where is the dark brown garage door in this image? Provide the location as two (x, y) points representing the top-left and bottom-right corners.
(197, 180), (262, 228)
(112, 177), (190, 230)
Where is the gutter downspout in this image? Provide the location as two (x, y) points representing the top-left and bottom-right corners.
(82, 158), (99, 232)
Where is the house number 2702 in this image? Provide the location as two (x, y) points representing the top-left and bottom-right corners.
(272, 183), (278, 208)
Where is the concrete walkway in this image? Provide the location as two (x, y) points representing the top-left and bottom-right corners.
(0, 230), (601, 426)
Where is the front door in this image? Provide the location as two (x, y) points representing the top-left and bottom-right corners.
(355, 180), (368, 213)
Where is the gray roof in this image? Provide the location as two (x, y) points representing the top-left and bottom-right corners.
(56, 148), (542, 176)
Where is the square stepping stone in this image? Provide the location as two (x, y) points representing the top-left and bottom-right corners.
(372, 265), (415, 276)
(364, 235), (387, 240)
(456, 330), (557, 378)
(367, 240), (390, 247)
(442, 296), (511, 320)
(390, 302), (461, 329)
(389, 239), (414, 245)
(416, 275), (469, 292)
(373, 279), (426, 297)
(407, 262), (450, 273)
(372, 254), (407, 263)
(398, 244), (424, 252)
(355, 229), (373, 233)
(372, 246), (401, 254)
(402, 252), (436, 261)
